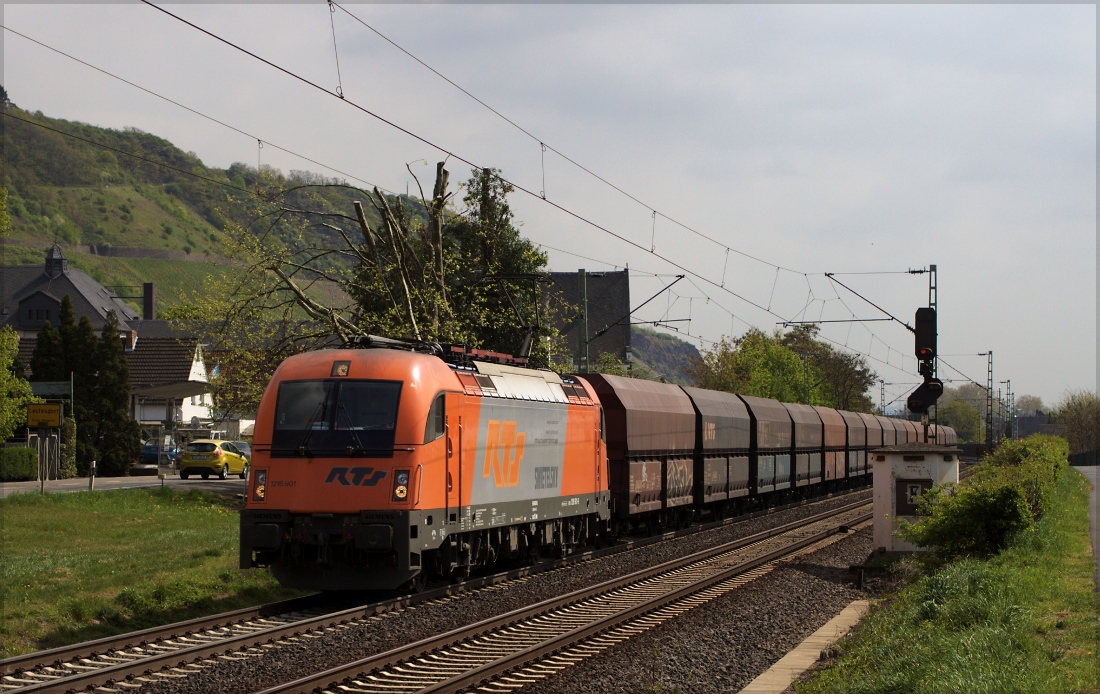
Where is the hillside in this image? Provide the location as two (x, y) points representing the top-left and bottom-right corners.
(1, 103), (426, 309)
(630, 326), (700, 385)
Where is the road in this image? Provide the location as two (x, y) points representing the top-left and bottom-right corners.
(0, 473), (247, 499)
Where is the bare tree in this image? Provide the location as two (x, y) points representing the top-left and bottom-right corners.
(168, 163), (567, 417)
(1053, 390), (1100, 454)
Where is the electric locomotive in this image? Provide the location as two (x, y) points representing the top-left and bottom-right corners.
(239, 340), (608, 591)
(240, 338), (956, 593)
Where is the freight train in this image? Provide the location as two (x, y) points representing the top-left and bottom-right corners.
(239, 339), (955, 591)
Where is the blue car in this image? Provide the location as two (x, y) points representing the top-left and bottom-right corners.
(139, 437), (180, 466)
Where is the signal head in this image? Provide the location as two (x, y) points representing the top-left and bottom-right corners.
(914, 307), (936, 359)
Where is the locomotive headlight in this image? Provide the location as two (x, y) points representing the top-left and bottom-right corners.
(252, 469), (267, 502)
(392, 469), (411, 502)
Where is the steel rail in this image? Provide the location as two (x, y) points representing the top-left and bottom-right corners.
(256, 499), (871, 694)
(0, 595), (325, 677)
(1, 485), (870, 692)
(428, 516), (869, 694)
(1, 489), (870, 694)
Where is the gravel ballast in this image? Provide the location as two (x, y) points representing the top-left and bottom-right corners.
(135, 490), (872, 694)
(513, 525), (878, 694)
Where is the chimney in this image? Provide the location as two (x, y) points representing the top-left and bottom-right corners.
(143, 282), (156, 320)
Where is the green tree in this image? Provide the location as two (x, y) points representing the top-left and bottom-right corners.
(689, 336), (745, 393)
(59, 416), (77, 479)
(0, 187), (11, 238)
(351, 166), (556, 353)
(780, 324), (876, 411)
(590, 352), (659, 380)
(172, 164), (567, 417)
(91, 311), (140, 476)
(29, 320), (65, 382)
(938, 400), (983, 443)
(70, 315), (101, 475)
(690, 328), (832, 404)
(0, 326), (37, 440)
(57, 294), (77, 358)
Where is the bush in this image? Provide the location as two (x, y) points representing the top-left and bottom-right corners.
(969, 435), (1067, 520)
(897, 434), (1069, 560)
(0, 447), (38, 482)
(60, 418), (77, 479)
(899, 483), (1033, 559)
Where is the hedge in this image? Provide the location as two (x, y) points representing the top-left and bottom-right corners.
(897, 434), (1069, 560)
(0, 447), (38, 482)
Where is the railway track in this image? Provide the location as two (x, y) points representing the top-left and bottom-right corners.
(0, 488), (870, 694)
(258, 499), (871, 694)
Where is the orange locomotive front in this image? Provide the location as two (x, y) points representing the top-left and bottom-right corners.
(240, 346), (609, 591)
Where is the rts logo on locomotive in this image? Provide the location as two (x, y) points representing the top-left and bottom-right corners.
(483, 420), (525, 488)
(324, 466), (387, 487)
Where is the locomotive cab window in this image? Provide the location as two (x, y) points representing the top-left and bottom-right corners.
(599, 406), (606, 443)
(272, 379), (402, 457)
(424, 393), (445, 443)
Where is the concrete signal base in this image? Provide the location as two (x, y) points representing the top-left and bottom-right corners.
(871, 443), (960, 554)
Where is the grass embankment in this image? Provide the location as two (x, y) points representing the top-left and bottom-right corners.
(0, 487), (300, 658)
(799, 455), (1099, 692)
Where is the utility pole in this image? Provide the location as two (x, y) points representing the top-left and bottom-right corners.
(579, 268), (589, 373)
(985, 351), (994, 447)
(880, 380), (886, 415)
(928, 265), (938, 427)
(1000, 379), (1014, 440)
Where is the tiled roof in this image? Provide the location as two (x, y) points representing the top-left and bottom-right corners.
(16, 336), (204, 393)
(127, 337), (201, 390)
(2, 245), (139, 331)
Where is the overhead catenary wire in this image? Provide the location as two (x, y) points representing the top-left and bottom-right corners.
(328, 0), (803, 276)
(137, 0), (925, 375)
(0, 23), (394, 196)
(327, 0), (346, 98)
(24, 5), (931, 381)
(1, 110), (268, 200)
(137, 0), (801, 325)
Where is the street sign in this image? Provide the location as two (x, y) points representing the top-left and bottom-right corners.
(30, 381), (71, 397)
(27, 403), (62, 428)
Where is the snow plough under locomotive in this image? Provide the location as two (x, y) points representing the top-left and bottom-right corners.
(239, 338), (955, 591)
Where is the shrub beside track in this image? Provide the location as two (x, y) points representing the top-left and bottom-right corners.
(798, 437), (1099, 693)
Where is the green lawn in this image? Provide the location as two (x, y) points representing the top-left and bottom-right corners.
(798, 466), (1099, 693)
(0, 487), (300, 657)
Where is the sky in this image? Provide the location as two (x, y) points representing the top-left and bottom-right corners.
(3, 3), (1095, 410)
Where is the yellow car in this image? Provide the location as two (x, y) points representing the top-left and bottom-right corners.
(179, 440), (250, 480)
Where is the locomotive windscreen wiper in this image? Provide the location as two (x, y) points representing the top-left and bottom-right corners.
(337, 403), (365, 453)
(296, 401), (328, 455)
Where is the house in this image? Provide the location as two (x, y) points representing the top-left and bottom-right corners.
(6, 244), (214, 435)
(3, 243), (141, 337)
